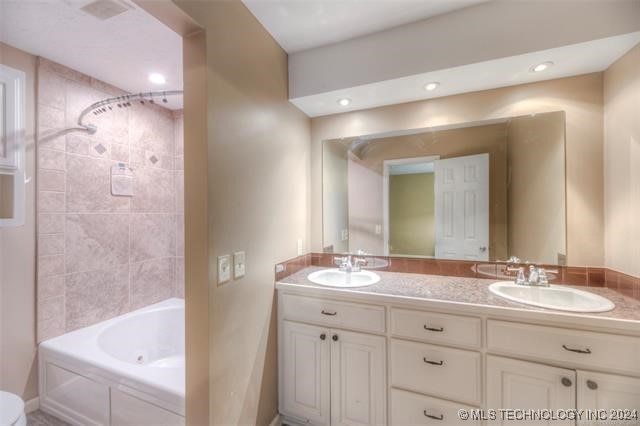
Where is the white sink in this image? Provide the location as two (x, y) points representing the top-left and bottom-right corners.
(489, 281), (615, 313)
(308, 269), (380, 288)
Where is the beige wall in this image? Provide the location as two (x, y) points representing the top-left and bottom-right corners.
(312, 73), (604, 266)
(604, 43), (640, 277)
(0, 42), (38, 400)
(389, 173), (435, 256)
(347, 159), (383, 254)
(175, 1), (311, 425)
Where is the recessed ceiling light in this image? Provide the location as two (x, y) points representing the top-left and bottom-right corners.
(424, 82), (440, 91)
(148, 73), (166, 85)
(337, 98), (351, 107)
(531, 62), (553, 73)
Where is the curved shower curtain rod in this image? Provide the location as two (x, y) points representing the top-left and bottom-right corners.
(76, 90), (183, 134)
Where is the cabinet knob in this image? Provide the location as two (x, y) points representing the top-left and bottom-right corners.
(332, 334), (339, 341)
(561, 377), (573, 387)
(586, 380), (598, 390)
(320, 333), (326, 340)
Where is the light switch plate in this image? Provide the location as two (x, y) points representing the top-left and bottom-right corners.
(217, 254), (231, 285)
(233, 251), (246, 279)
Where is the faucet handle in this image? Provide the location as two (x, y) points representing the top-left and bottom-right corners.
(334, 256), (347, 267)
(353, 257), (367, 267)
(515, 267), (527, 285)
(538, 268), (549, 286)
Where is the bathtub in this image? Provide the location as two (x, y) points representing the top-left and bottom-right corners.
(39, 298), (184, 426)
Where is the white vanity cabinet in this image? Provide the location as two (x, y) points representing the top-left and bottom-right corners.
(277, 284), (640, 426)
(576, 371), (640, 410)
(486, 356), (576, 414)
(279, 297), (387, 426)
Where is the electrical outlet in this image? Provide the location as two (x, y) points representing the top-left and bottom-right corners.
(217, 255), (231, 285)
(234, 251), (246, 278)
(297, 238), (304, 255)
(375, 224), (382, 235)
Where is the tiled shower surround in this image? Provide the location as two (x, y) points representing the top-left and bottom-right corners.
(36, 59), (184, 342)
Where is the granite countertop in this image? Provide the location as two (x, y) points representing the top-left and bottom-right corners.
(277, 266), (640, 323)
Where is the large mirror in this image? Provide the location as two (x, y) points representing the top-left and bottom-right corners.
(322, 111), (566, 265)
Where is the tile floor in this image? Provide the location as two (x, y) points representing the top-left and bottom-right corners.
(26, 410), (70, 426)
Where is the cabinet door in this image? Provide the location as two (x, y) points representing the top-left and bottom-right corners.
(577, 371), (640, 410)
(280, 321), (331, 425)
(330, 329), (386, 426)
(487, 356), (575, 424)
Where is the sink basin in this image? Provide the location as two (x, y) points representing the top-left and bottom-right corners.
(308, 269), (380, 288)
(489, 281), (615, 313)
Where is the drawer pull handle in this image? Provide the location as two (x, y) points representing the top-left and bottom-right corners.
(586, 380), (598, 390)
(423, 325), (444, 332)
(562, 344), (591, 354)
(423, 358), (444, 366)
(424, 411), (444, 421)
(321, 310), (337, 316)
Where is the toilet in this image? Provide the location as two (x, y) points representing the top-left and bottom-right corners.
(0, 391), (26, 426)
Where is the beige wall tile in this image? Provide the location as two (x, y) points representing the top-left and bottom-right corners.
(38, 233), (64, 256)
(37, 316), (65, 342)
(66, 134), (91, 156)
(66, 154), (130, 212)
(65, 265), (130, 331)
(130, 104), (175, 156)
(38, 255), (64, 277)
(38, 275), (65, 300)
(38, 295), (64, 321)
(38, 148), (65, 171)
(130, 258), (175, 309)
(38, 191), (65, 212)
(132, 167), (175, 212)
(65, 213), (129, 273)
(38, 169), (65, 192)
(130, 213), (176, 262)
(38, 213), (64, 234)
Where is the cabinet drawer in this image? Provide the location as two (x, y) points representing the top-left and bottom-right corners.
(488, 320), (640, 375)
(391, 388), (479, 426)
(391, 308), (481, 348)
(280, 293), (385, 334)
(390, 339), (481, 406)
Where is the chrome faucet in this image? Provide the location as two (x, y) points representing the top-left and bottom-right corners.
(515, 265), (549, 287)
(334, 255), (367, 272)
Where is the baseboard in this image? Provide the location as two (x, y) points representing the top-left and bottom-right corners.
(269, 413), (281, 426)
(24, 396), (39, 413)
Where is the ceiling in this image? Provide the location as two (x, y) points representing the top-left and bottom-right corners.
(0, 0), (183, 109)
(242, 0), (488, 53)
(291, 32), (640, 117)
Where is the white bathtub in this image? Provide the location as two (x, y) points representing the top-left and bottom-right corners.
(39, 298), (185, 426)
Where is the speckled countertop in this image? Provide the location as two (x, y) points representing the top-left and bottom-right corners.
(277, 266), (640, 324)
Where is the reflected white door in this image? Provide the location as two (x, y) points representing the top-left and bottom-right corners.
(434, 153), (489, 260)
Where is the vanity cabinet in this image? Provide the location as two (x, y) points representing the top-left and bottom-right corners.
(576, 371), (640, 410)
(279, 301), (386, 426)
(277, 285), (640, 426)
(486, 356), (576, 413)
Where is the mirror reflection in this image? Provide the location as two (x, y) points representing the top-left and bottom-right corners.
(322, 111), (566, 265)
